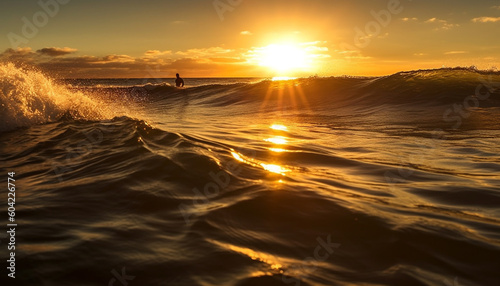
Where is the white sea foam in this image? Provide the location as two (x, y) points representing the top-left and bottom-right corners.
(0, 63), (108, 132)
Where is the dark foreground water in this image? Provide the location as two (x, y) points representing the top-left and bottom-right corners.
(1, 64), (500, 285)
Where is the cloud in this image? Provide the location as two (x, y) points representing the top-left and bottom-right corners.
(491, 6), (500, 10)
(401, 17), (418, 21)
(343, 55), (372, 60)
(0, 46), (253, 78)
(301, 41), (328, 46)
(335, 49), (359, 55)
(424, 18), (459, 30)
(414, 53), (427, 56)
(303, 43), (331, 59)
(2, 47), (33, 56)
(98, 54), (135, 63)
(1, 47), (143, 76)
(472, 16), (500, 23)
(37, 47), (77, 57)
(444, 51), (467, 55)
(305, 46), (329, 52)
(209, 57), (245, 63)
(175, 47), (234, 58)
(144, 50), (172, 57)
(0, 47), (37, 64)
(240, 31), (252, 35)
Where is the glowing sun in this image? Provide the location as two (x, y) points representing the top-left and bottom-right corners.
(257, 43), (311, 74)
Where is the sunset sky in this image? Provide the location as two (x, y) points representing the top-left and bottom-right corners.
(1, 0), (499, 78)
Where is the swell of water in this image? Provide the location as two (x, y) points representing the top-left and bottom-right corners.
(2, 64), (500, 132)
(1, 64), (500, 286)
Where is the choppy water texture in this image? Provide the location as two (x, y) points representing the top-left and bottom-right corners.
(1, 63), (500, 286)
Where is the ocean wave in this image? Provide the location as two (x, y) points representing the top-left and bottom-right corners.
(3, 114), (499, 285)
(107, 67), (500, 110)
(0, 63), (109, 132)
(2, 63), (499, 132)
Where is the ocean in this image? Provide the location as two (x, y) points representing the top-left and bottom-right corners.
(1, 62), (500, 286)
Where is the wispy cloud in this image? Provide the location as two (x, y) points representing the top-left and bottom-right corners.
(472, 16), (500, 23)
(343, 55), (372, 60)
(401, 17), (418, 22)
(175, 47), (234, 58)
(425, 18), (459, 30)
(301, 41), (328, 46)
(97, 54), (135, 63)
(240, 31), (253, 35)
(37, 47), (77, 57)
(305, 46), (329, 52)
(491, 5), (500, 10)
(444, 51), (467, 55)
(144, 50), (172, 58)
(208, 57), (245, 63)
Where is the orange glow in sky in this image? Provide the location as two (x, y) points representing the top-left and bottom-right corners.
(0, 0), (498, 78)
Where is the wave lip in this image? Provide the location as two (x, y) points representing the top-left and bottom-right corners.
(0, 63), (107, 132)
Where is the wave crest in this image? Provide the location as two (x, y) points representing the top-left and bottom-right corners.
(116, 68), (500, 109)
(0, 63), (107, 132)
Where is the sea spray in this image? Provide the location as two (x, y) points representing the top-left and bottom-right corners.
(0, 63), (106, 132)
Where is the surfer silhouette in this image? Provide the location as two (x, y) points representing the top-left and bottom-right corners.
(175, 73), (185, 87)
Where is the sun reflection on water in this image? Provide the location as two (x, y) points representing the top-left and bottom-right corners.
(264, 136), (288, 145)
(269, 148), (287, 153)
(208, 239), (283, 273)
(230, 122), (295, 176)
(270, 124), (288, 131)
(231, 151), (290, 175)
(231, 151), (245, 163)
(260, 163), (290, 175)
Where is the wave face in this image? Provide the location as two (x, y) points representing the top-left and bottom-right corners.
(1, 64), (500, 286)
(120, 67), (500, 107)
